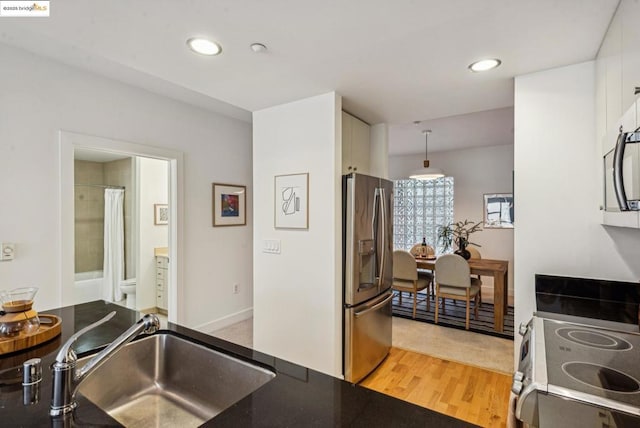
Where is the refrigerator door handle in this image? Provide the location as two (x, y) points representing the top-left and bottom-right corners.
(354, 292), (393, 318)
(613, 130), (629, 211)
(372, 188), (381, 284)
(371, 188), (379, 246)
(378, 187), (386, 292)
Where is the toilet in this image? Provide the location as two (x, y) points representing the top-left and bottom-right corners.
(119, 278), (136, 309)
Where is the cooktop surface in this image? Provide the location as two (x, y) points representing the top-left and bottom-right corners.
(543, 319), (640, 406)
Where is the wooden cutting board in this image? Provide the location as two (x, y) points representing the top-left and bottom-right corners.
(0, 314), (62, 355)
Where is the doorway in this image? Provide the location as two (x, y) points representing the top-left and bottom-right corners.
(60, 131), (183, 323)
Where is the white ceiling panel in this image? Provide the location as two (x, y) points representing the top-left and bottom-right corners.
(0, 0), (618, 153)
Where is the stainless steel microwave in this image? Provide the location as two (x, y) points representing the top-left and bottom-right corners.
(604, 129), (640, 211)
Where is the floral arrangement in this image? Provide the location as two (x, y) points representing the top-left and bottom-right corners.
(437, 219), (483, 253)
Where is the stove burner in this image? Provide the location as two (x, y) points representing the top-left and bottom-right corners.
(562, 362), (640, 393)
(556, 327), (632, 351)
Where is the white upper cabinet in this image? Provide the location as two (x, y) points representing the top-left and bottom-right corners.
(603, 11), (623, 136)
(622, 0), (640, 112)
(342, 111), (371, 175)
(597, 1), (640, 228)
(600, 0), (640, 141)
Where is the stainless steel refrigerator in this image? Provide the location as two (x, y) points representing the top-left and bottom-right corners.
(343, 173), (393, 383)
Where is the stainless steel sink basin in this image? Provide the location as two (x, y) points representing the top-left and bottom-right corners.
(77, 333), (276, 427)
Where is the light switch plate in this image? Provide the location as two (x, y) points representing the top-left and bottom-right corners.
(0, 242), (15, 261)
(262, 240), (281, 254)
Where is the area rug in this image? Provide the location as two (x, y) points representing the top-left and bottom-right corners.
(392, 291), (514, 340)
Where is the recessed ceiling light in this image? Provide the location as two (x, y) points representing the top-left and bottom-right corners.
(187, 38), (222, 56)
(468, 58), (501, 72)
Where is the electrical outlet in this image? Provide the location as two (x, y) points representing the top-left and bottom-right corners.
(0, 243), (15, 261)
(233, 283), (239, 294)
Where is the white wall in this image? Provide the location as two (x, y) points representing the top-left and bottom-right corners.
(0, 43), (253, 329)
(514, 61), (640, 357)
(137, 157), (169, 311)
(253, 92), (342, 377)
(389, 144), (515, 295)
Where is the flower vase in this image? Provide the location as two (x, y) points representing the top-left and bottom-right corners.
(454, 238), (471, 260)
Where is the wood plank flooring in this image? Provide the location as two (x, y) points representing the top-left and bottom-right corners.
(360, 348), (512, 427)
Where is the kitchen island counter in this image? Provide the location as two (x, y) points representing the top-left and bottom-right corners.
(0, 301), (475, 427)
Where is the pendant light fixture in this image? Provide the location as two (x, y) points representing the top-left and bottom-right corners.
(410, 130), (444, 180)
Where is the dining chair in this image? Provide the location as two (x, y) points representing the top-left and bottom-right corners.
(467, 246), (481, 259)
(434, 254), (481, 330)
(392, 250), (430, 318)
(466, 246), (483, 305)
(409, 243), (435, 296)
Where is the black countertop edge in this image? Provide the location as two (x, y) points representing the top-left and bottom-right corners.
(0, 301), (476, 427)
(535, 274), (640, 303)
(535, 273), (640, 326)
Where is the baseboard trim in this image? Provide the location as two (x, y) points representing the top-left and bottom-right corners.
(139, 306), (167, 315)
(195, 307), (253, 334)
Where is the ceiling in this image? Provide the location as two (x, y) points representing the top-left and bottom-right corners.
(0, 0), (618, 154)
(390, 107), (514, 156)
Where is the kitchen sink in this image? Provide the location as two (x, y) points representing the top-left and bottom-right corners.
(76, 333), (276, 428)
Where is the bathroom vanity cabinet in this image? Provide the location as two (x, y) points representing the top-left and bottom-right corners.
(155, 256), (168, 312)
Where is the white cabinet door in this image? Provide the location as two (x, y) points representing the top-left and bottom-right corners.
(604, 11), (623, 134)
(155, 257), (168, 310)
(342, 111), (353, 174)
(342, 111), (370, 175)
(622, 0), (640, 111)
(351, 116), (370, 175)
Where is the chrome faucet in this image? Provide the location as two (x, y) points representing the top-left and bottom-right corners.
(50, 311), (160, 416)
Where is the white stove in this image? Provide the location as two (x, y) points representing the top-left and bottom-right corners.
(514, 315), (640, 427)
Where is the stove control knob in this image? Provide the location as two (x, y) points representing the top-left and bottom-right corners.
(519, 322), (529, 336)
(511, 380), (524, 395)
(513, 371), (524, 382)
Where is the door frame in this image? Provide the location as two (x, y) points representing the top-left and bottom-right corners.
(59, 130), (183, 324)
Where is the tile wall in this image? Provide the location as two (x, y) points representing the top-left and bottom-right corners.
(74, 158), (133, 277)
(74, 160), (105, 273)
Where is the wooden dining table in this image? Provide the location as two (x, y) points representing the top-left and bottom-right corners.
(415, 257), (510, 333)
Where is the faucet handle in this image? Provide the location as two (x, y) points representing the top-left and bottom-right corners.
(142, 314), (160, 334)
(54, 311), (116, 364)
(23, 358), (42, 385)
(140, 313), (160, 334)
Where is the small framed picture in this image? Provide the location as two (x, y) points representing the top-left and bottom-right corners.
(274, 173), (309, 229)
(483, 193), (514, 228)
(212, 183), (246, 227)
(154, 204), (169, 225)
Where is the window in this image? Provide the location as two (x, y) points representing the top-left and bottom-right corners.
(393, 177), (454, 254)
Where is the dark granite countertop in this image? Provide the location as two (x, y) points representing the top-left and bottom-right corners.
(0, 301), (474, 427)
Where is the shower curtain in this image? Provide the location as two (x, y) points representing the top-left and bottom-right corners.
(103, 188), (124, 302)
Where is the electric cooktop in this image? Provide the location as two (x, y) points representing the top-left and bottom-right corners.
(543, 319), (640, 406)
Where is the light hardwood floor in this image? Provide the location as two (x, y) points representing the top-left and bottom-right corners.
(360, 347), (512, 428)
(211, 317), (513, 427)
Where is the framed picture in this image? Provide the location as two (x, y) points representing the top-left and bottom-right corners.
(154, 204), (169, 225)
(274, 173), (309, 229)
(483, 193), (514, 228)
(212, 183), (246, 227)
